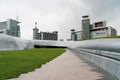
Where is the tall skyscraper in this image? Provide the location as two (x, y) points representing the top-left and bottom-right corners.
(0, 19), (20, 37)
(82, 15), (90, 40)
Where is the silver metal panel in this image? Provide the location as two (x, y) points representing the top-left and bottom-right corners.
(105, 60), (117, 75)
(33, 38), (120, 52)
(0, 34), (33, 50)
(99, 57), (108, 71)
(116, 63), (120, 80)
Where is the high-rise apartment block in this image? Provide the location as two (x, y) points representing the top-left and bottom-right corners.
(0, 19), (20, 37)
(33, 23), (58, 40)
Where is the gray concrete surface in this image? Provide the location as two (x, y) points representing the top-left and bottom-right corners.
(9, 49), (115, 80)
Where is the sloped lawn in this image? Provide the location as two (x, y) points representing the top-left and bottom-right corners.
(0, 48), (65, 80)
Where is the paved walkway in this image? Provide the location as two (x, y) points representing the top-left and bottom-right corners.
(9, 49), (114, 80)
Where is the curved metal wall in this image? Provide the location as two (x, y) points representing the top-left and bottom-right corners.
(0, 34), (33, 50)
(0, 34), (120, 52)
(33, 38), (120, 53)
(76, 39), (120, 53)
(69, 48), (120, 80)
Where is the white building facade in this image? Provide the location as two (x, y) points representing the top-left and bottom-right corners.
(90, 21), (117, 38)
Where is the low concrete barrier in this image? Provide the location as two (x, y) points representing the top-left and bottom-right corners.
(69, 48), (120, 80)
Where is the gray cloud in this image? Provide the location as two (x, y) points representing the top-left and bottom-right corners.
(0, 0), (120, 40)
(81, 0), (120, 13)
(81, 0), (120, 21)
(81, 0), (120, 35)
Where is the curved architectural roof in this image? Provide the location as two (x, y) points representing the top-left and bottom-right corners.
(0, 34), (120, 53)
(0, 34), (33, 50)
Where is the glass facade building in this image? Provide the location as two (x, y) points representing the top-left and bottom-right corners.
(0, 19), (20, 37)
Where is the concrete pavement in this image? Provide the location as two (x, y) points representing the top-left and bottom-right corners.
(9, 49), (115, 80)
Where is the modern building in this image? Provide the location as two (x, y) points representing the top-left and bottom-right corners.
(70, 15), (117, 41)
(82, 15), (90, 40)
(90, 21), (117, 38)
(0, 19), (20, 37)
(71, 29), (82, 41)
(75, 31), (82, 41)
(71, 29), (76, 41)
(33, 23), (58, 40)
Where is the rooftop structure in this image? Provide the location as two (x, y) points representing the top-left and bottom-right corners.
(82, 15), (89, 18)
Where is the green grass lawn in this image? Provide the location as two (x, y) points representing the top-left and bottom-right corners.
(80, 36), (120, 41)
(0, 48), (65, 80)
(92, 36), (120, 39)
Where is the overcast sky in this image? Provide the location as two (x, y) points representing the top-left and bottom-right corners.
(0, 0), (120, 40)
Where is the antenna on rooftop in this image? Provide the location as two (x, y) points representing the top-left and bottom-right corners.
(35, 22), (37, 26)
(35, 22), (38, 28)
(16, 9), (19, 21)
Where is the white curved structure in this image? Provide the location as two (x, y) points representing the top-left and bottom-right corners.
(1, 34), (120, 53)
(33, 39), (120, 53)
(33, 40), (78, 48)
(0, 34), (33, 50)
